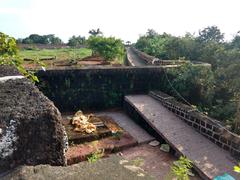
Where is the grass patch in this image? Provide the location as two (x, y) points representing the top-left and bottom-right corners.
(19, 48), (92, 61)
(87, 149), (105, 163)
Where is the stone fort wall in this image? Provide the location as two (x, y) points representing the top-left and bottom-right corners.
(36, 66), (166, 112)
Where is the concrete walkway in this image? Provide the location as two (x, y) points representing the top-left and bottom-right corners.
(125, 95), (239, 180)
(95, 111), (154, 144)
(127, 48), (147, 66)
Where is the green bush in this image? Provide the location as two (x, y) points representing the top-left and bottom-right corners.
(0, 32), (43, 82)
(87, 36), (125, 61)
(171, 156), (193, 180)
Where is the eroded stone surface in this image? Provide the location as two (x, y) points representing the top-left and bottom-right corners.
(1, 155), (153, 180)
(0, 66), (67, 173)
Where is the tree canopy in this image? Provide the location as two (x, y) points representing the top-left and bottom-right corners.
(19, 34), (63, 45)
(67, 35), (86, 47)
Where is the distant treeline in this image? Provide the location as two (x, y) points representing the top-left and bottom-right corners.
(16, 29), (105, 47)
(16, 34), (87, 47)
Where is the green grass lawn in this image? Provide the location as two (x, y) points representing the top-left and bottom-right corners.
(19, 48), (92, 60)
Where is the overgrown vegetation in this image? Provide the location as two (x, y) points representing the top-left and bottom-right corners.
(234, 163), (240, 174)
(135, 26), (240, 133)
(0, 32), (42, 82)
(87, 149), (105, 163)
(170, 156), (193, 180)
(67, 36), (86, 47)
(166, 63), (215, 107)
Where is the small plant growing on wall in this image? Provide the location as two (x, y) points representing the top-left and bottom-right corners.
(87, 149), (105, 163)
(170, 156), (193, 180)
(234, 163), (240, 174)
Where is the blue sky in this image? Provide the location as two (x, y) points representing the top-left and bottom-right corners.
(1, 0), (240, 43)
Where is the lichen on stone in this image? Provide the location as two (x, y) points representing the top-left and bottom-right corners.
(0, 119), (18, 158)
(63, 127), (68, 154)
(62, 126), (69, 166)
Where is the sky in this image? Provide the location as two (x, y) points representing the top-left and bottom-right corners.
(0, 0), (240, 43)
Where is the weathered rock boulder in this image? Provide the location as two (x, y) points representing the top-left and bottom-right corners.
(0, 66), (67, 173)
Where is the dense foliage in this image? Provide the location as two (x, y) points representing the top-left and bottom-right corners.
(166, 63), (215, 107)
(135, 26), (240, 133)
(0, 32), (43, 82)
(67, 35), (86, 47)
(17, 34), (63, 45)
(87, 36), (125, 61)
(171, 156), (193, 180)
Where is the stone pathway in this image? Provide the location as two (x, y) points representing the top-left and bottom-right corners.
(125, 95), (240, 179)
(121, 144), (201, 180)
(95, 111), (155, 144)
(127, 48), (147, 66)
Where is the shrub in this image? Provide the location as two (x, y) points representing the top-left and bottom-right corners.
(87, 36), (125, 61)
(171, 156), (193, 180)
(0, 32), (44, 82)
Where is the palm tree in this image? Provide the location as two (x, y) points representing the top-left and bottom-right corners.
(89, 28), (102, 36)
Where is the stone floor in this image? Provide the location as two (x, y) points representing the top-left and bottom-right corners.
(1, 109), (203, 179)
(64, 110), (201, 179)
(121, 144), (201, 180)
(127, 48), (147, 66)
(95, 110), (155, 144)
(125, 95), (239, 179)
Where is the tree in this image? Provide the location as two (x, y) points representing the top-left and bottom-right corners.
(44, 34), (63, 45)
(67, 35), (86, 47)
(166, 63), (215, 106)
(22, 37), (33, 44)
(21, 34), (63, 44)
(87, 36), (124, 61)
(230, 32), (240, 49)
(29, 34), (44, 43)
(146, 29), (158, 38)
(88, 28), (102, 36)
(16, 38), (23, 44)
(217, 64), (240, 132)
(197, 26), (224, 43)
